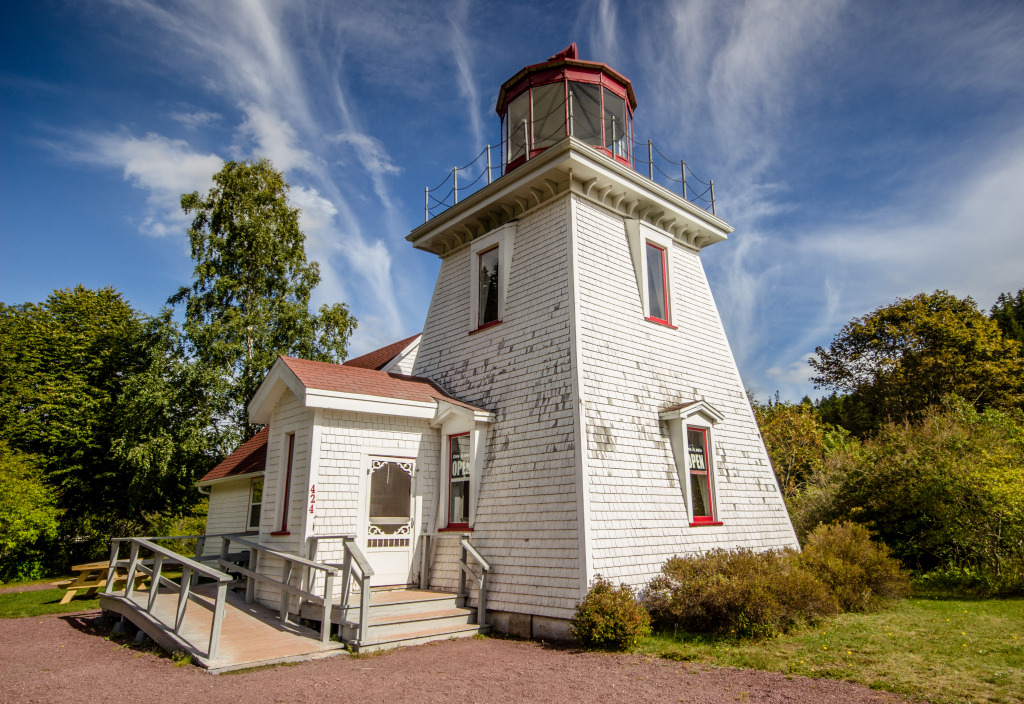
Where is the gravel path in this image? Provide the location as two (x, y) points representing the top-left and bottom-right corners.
(0, 611), (915, 704)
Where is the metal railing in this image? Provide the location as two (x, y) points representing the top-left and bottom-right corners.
(105, 537), (234, 661)
(223, 535), (340, 644)
(308, 534), (374, 645)
(423, 93), (717, 222)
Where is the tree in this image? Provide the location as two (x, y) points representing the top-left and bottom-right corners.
(169, 158), (356, 443)
(810, 290), (1024, 432)
(0, 286), (219, 560)
(0, 441), (61, 581)
(991, 289), (1024, 344)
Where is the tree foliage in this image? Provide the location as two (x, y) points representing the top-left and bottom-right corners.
(990, 288), (1024, 344)
(793, 397), (1024, 592)
(169, 158), (356, 442)
(0, 441), (61, 581)
(0, 286), (219, 562)
(810, 290), (1024, 433)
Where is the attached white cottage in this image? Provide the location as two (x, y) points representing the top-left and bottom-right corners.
(199, 45), (798, 641)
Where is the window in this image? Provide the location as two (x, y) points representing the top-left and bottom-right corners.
(603, 87), (627, 157)
(248, 477), (263, 530)
(687, 427), (714, 523)
(274, 433), (295, 535)
(448, 433), (471, 528)
(469, 223), (515, 332)
(660, 400), (724, 526)
(646, 242), (669, 324)
(626, 220), (676, 328)
(507, 92), (529, 163)
(478, 245), (500, 327)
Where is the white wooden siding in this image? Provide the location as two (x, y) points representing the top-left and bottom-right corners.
(414, 196), (581, 620)
(203, 479), (252, 554)
(572, 195), (799, 589)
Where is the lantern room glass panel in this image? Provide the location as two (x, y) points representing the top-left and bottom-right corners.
(507, 92), (529, 163)
(603, 88), (628, 158)
(568, 81), (602, 147)
(532, 82), (567, 149)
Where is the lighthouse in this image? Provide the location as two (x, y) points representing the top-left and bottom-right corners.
(406, 45), (799, 638)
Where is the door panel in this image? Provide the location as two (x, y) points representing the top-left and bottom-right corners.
(366, 459), (414, 585)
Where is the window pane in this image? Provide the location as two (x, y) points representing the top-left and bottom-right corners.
(568, 81), (602, 146)
(532, 83), (566, 149)
(450, 435), (471, 525)
(369, 461), (411, 533)
(603, 88), (627, 156)
(507, 93), (529, 161)
(646, 243), (667, 321)
(690, 474), (711, 517)
(248, 504), (261, 529)
(478, 246), (500, 325)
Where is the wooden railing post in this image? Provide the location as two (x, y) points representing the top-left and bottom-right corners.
(208, 581), (227, 661)
(279, 560), (293, 623)
(321, 571), (334, 644)
(174, 566), (193, 632)
(105, 540), (120, 595)
(125, 541), (141, 598)
(147, 553), (164, 612)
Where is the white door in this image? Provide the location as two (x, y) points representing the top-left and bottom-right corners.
(365, 458), (415, 585)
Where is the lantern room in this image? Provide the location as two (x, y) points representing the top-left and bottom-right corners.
(496, 43), (637, 174)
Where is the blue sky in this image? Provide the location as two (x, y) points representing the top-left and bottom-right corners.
(3, 0), (1023, 401)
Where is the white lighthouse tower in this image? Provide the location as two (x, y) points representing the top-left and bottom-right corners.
(407, 44), (799, 638)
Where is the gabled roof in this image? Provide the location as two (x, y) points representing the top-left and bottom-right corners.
(248, 355), (493, 425)
(197, 427), (268, 485)
(342, 334), (421, 370)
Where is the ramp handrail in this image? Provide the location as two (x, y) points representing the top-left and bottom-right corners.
(459, 536), (490, 627)
(308, 534), (374, 645)
(105, 537), (233, 661)
(219, 535), (340, 644)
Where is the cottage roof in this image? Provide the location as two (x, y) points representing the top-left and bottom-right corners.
(342, 333), (421, 370)
(197, 427), (268, 485)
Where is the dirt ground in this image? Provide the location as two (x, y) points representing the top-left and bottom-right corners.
(0, 611), (915, 704)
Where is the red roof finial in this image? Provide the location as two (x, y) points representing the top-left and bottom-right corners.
(547, 43), (578, 62)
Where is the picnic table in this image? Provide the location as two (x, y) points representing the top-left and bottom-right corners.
(59, 561), (146, 604)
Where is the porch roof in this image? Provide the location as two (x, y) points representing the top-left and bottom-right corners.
(197, 427), (268, 485)
(249, 355), (493, 424)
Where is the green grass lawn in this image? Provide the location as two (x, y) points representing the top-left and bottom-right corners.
(639, 593), (1023, 704)
(0, 587), (102, 618)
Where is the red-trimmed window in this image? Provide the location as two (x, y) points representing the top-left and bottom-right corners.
(477, 245), (500, 327)
(687, 427), (714, 523)
(646, 242), (669, 324)
(275, 433), (295, 534)
(448, 433), (471, 528)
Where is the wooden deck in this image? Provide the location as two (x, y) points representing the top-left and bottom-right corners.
(100, 585), (346, 673)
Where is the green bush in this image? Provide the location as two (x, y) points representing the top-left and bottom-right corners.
(570, 576), (651, 651)
(646, 548), (838, 639)
(798, 522), (911, 611)
(0, 441), (61, 582)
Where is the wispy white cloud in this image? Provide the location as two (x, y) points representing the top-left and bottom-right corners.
(447, 0), (485, 151)
(170, 110), (221, 129)
(59, 131), (221, 237)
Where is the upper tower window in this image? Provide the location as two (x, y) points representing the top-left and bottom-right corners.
(496, 43), (636, 173)
(646, 242), (669, 324)
(478, 245), (500, 326)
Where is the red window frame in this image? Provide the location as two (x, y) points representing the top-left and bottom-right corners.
(645, 242), (671, 326)
(272, 433), (295, 535)
(687, 427), (719, 525)
(446, 432), (471, 530)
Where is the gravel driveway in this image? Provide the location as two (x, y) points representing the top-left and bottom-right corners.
(0, 611), (914, 704)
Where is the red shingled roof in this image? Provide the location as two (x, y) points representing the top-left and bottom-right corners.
(280, 356), (485, 412)
(198, 427), (268, 484)
(342, 334), (420, 370)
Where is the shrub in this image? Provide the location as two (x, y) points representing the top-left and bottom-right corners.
(798, 522), (911, 611)
(570, 576), (651, 651)
(646, 548), (838, 639)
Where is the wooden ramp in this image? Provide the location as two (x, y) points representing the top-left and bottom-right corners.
(100, 585), (346, 673)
